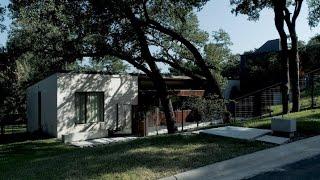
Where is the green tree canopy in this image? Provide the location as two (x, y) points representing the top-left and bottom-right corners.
(8, 0), (131, 84)
(0, 3), (5, 32)
(168, 27), (235, 86)
(308, 34), (320, 45)
(308, 0), (320, 27)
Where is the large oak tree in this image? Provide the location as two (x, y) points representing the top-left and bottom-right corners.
(8, 0), (223, 133)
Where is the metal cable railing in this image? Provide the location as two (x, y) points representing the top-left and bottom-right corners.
(230, 68), (320, 121)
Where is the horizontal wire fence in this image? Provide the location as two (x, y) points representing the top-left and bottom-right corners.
(0, 114), (27, 139)
(1, 124), (27, 135)
(231, 85), (282, 120)
(230, 68), (320, 122)
(141, 107), (222, 136)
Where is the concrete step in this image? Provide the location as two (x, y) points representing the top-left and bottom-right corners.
(62, 131), (108, 143)
(69, 136), (138, 148)
(256, 135), (290, 145)
(199, 126), (272, 140)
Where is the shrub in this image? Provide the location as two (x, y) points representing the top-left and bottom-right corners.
(182, 95), (225, 122)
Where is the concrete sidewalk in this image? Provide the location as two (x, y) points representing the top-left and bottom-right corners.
(161, 135), (320, 180)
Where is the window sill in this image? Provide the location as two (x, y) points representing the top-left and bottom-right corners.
(75, 121), (105, 126)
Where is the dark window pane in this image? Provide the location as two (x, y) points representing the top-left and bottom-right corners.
(97, 93), (104, 122)
(75, 93), (86, 124)
(75, 92), (104, 124)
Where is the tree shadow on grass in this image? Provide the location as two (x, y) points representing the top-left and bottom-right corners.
(0, 132), (54, 145)
(0, 134), (271, 180)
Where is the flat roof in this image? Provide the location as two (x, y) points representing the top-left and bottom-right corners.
(57, 70), (195, 80)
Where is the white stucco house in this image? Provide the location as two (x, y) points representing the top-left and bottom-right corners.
(26, 73), (138, 141)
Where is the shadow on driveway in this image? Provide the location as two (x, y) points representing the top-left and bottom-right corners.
(247, 154), (320, 180)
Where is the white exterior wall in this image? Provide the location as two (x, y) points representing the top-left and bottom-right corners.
(26, 74), (58, 137)
(56, 73), (138, 138)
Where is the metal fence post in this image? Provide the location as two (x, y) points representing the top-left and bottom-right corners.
(116, 104), (119, 130)
(156, 107), (159, 135)
(311, 73), (315, 109)
(269, 104), (272, 117)
(233, 101), (237, 122)
(144, 112), (148, 136)
(0, 120), (4, 135)
(197, 117), (199, 128)
(181, 110), (184, 131)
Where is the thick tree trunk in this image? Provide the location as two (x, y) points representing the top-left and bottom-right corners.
(280, 50), (290, 114)
(147, 64), (177, 133)
(289, 36), (300, 112)
(273, 3), (290, 114)
(159, 96), (177, 134)
(145, 61), (177, 133)
(153, 76), (177, 133)
(285, 7), (301, 112)
(127, 11), (177, 133)
(278, 0), (302, 112)
(203, 71), (223, 98)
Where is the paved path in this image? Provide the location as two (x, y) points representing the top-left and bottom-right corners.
(161, 135), (320, 180)
(247, 154), (320, 180)
(69, 136), (138, 148)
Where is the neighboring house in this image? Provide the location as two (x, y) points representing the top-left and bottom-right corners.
(230, 40), (319, 119)
(27, 73), (138, 140)
(240, 39), (282, 94)
(239, 38), (305, 99)
(229, 39), (283, 118)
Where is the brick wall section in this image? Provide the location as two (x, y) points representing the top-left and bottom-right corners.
(175, 90), (205, 97)
(146, 110), (192, 126)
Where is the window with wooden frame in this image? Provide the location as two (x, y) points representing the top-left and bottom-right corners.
(75, 92), (104, 124)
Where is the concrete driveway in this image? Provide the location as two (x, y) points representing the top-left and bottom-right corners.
(161, 135), (320, 180)
(247, 154), (320, 180)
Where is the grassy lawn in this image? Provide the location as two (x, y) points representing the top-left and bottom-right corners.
(0, 134), (272, 179)
(234, 109), (320, 137)
(269, 95), (319, 116)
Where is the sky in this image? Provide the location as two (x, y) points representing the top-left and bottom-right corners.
(197, 1), (319, 54)
(0, 0), (319, 54)
(0, 0), (10, 47)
